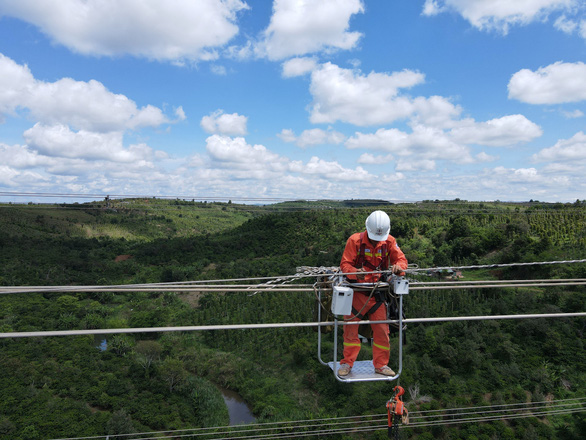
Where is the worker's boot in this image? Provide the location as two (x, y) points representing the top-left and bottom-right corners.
(375, 365), (395, 376)
(337, 364), (351, 377)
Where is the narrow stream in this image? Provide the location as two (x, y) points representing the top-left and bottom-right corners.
(218, 387), (256, 425)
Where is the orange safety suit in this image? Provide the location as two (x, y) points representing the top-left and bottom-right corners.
(339, 231), (408, 369)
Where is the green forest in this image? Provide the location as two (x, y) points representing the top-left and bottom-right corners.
(0, 198), (585, 439)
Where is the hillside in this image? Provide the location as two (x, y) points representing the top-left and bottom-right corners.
(0, 200), (585, 439)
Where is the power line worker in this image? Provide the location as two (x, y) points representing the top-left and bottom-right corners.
(338, 210), (408, 377)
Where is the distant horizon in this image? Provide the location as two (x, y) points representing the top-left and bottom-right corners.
(0, 192), (582, 207)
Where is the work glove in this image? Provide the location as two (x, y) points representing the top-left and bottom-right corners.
(391, 265), (405, 275)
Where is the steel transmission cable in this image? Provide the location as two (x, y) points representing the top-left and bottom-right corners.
(47, 398), (585, 440)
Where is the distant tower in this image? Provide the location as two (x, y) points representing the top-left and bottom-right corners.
(105, 195), (111, 209)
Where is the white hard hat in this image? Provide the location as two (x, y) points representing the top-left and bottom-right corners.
(365, 210), (390, 241)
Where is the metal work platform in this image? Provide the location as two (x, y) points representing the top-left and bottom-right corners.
(327, 360), (397, 382)
(317, 275), (408, 383)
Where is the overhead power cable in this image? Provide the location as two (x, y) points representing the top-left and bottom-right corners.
(407, 259), (586, 272)
(49, 412), (388, 440)
(2, 258), (573, 293)
(1, 262), (585, 338)
(48, 398), (585, 440)
(2, 312), (585, 339)
(2, 256), (586, 295)
(2, 279), (586, 295)
(0, 191), (298, 203)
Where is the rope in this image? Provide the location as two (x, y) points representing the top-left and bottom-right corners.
(244, 269), (315, 296)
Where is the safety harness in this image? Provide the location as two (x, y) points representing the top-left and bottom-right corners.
(350, 231), (390, 319)
(354, 231), (389, 272)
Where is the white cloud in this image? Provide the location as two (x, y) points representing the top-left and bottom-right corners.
(276, 129), (297, 143)
(381, 172), (405, 183)
(0, 53), (35, 118)
(411, 95), (463, 129)
(423, 0), (576, 34)
(309, 62), (425, 125)
(210, 65), (228, 76)
(299, 156), (373, 182)
(0, 0), (249, 62)
(449, 115), (542, 146)
(206, 134), (286, 172)
(475, 151), (498, 162)
(290, 156), (371, 181)
(396, 158), (436, 171)
(201, 110), (248, 135)
(31, 78), (167, 131)
(0, 54), (173, 131)
(532, 131), (586, 162)
(206, 134), (373, 182)
(510, 167), (539, 182)
(357, 153), (394, 165)
(347, 59), (361, 69)
(422, 0), (444, 16)
(297, 128), (346, 147)
(278, 128), (346, 147)
(508, 61), (586, 104)
(175, 106), (186, 121)
(306, 62), (543, 149)
(345, 113), (540, 169)
(346, 126), (473, 162)
(0, 137), (168, 192)
(0, 52), (188, 196)
(554, 14), (578, 33)
(553, 14), (586, 39)
(0, 161), (50, 187)
(281, 57), (318, 78)
(224, 40), (254, 60)
(440, 165), (567, 201)
(562, 109), (584, 118)
(0, 142), (54, 169)
(256, 0), (364, 60)
(0, 164), (20, 186)
(539, 161), (586, 179)
(23, 123), (154, 163)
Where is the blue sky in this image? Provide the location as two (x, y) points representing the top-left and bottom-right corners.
(0, 0), (585, 203)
